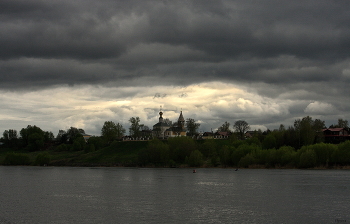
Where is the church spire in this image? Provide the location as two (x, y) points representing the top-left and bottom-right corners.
(159, 105), (164, 123)
(178, 110), (185, 128)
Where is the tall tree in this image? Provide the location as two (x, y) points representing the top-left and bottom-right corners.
(186, 118), (200, 136)
(337, 119), (349, 128)
(218, 121), (230, 132)
(2, 129), (18, 148)
(101, 121), (117, 143)
(279, 124), (286, 132)
(44, 131), (54, 141)
(129, 117), (143, 137)
(101, 121), (125, 143)
(115, 123), (126, 138)
(19, 125), (47, 151)
(294, 116), (325, 147)
(66, 127), (84, 144)
(56, 130), (67, 144)
(233, 120), (250, 140)
(141, 125), (150, 131)
(20, 125), (44, 146)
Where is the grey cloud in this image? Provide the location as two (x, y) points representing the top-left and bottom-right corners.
(1, 0), (350, 87)
(1, 0), (350, 132)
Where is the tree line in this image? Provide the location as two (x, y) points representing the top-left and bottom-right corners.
(1, 116), (349, 168)
(1, 116), (349, 151)
(137, 137), (350, 168)
(0, 116), (202, 151)
(136, 116), (350, 168)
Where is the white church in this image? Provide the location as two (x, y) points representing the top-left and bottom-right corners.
(152, 109), (186, 139)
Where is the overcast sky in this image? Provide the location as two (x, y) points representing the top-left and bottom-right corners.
(1, 0), (350, 136)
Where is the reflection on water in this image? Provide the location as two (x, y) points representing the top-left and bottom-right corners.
(0, 167), (349, 223)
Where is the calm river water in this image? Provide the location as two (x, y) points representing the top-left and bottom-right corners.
(0, 167), (349, 224)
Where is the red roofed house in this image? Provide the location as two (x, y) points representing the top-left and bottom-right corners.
(322, 128), (350, 144)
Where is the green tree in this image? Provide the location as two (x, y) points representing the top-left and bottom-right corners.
(66, 127), (84, 144)
(72, 136), (86, 151)
(231, 144), (257, 166)
(332, 141), (350, 165)
(35, 152), (51, 166)
(186, 118), (200, 136)
(56, 130), (68, 144)
(20, 125), (44, 146)
(238, 154), (255, 168)
(219, 145), (231, 167)
(311, 143), (336, 167)
(294, 116), (325, 147)
(284, 126), (299, 149)
(298, 148), (317, 168)
(27, 133), (44, 151)
(262, 134), (277, 149)
(88, 136), (104, 150)
(3, 153), (30, 165)
(2, 129), (18, 148)
(56, 144), (68, 152)
(188, 150), (204, 167)
(200, 139), (217, 158)
(101, 121), (125, 143)
(85, 144), (95, 153)
(168, 137), (197, 163)
(218, 121), (230, 132)
(338, 119), (349, 128)
(44, 131), (54, 142)
(233, 120), (250, 140)
(278, 146), (296, 167)
(129, 117), (143, 138)
(139, 138), (170, 166)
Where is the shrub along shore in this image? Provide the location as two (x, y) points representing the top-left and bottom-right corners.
(1, 137), (350, 169)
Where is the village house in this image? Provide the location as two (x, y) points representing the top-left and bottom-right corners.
(322, 127), (350, 144)
(201, 132), (214, 139)
(214, 131), (231, 139)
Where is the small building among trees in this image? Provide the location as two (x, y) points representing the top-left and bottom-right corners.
(322, 128), (350, 144)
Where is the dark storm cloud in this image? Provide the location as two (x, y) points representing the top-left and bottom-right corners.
(1, 0), (350, 92)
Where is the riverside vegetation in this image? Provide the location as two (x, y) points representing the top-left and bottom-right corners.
(1, 116), (350, 168)
(1, 135), (350, 169)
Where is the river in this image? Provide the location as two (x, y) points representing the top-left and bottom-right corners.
(0, 167), (348, 223)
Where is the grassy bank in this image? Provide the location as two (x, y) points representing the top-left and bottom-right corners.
(1, 138), (350, 169)
(0, 141), (148, 167)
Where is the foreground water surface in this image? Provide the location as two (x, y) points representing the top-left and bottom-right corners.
(0, 167), (349, 223)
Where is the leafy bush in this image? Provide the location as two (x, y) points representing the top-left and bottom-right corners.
(88, 136), (104, 150)
(238, 154), (255, 168)
(56, 144), (68, 151)
(309, 143), (335, 167)
(3, 153), (30, 165)
(218, 145), (231, 167)
(199, 139), (217, 158)
(138, 139), (170, 166)
(27, 133), (44, 151)
(85, 144), (95, 153)
(72, 136), (86, 151)
(262, 134), (277, 149)
(188, 150), (204, 167)
(332, 141), (350, 165)
(168, 137), (197, 163)
(231, 144), (258, 166)
(35, 152), (51, 166)
(278, 146), (296, 166)
(298, 149), (317, 168)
